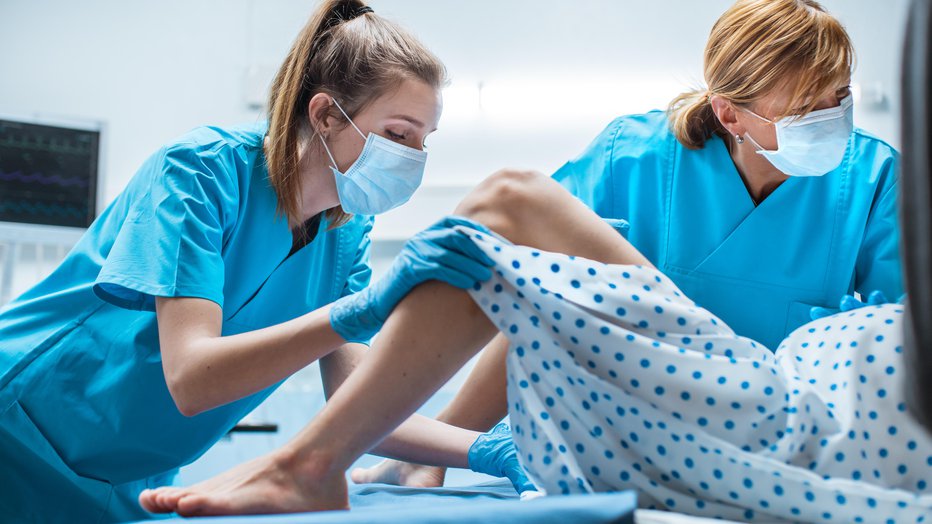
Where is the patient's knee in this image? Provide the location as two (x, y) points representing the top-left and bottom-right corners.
(455, 169), (545, 237)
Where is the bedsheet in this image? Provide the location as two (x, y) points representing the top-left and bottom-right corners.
(133, 479), (636, 523)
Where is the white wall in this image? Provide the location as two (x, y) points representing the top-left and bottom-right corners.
(0, 0), (912, 483)
(0, 0), (909, 242)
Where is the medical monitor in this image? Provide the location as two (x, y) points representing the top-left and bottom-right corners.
(0, 116), (101, 229)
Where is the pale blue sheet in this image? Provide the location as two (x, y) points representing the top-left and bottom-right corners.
(135, 479), (637, 523)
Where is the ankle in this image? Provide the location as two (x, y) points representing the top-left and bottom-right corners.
(274, 445), (342, 484)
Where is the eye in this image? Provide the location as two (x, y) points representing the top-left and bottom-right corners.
(836, 85), (852, 99)
(385, 130), (406, 142)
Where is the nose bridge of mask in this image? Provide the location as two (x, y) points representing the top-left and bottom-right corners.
(751, 94), (854, 130)
(780, 94), (854, 127)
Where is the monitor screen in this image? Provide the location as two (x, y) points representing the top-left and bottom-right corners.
(0, 118), (100, 229)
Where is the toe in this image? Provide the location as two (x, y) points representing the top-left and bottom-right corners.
(349, 467), (372, 484)
(140, 487), (177, 513)
(176, 493), (210, 517)
(154, 488), (186, 513)
(138, 489), (158, 512)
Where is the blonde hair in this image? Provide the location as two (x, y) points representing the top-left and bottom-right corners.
(668, 0), (854, 149)
(265, 0), (447, 228)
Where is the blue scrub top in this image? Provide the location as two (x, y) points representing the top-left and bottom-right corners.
(0, 123), (372, 521)
(554, 111), (902, 350)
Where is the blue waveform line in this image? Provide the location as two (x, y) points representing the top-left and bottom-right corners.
(0, 169), (90, 188)
(0, 200), (87, 218)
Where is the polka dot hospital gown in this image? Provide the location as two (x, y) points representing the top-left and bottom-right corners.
(460, 227), (931, 523)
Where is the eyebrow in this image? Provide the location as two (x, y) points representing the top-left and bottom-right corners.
(389, 115), (426, 128)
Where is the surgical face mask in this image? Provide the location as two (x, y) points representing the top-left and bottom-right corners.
(318, 98), (427, 215)
(742, 94), (854, 178)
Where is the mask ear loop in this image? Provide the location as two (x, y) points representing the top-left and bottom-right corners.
(317, 97), (366, 171)
(318, 134), (340, 171)
(738, 104), (776, 153)
(330, 98), (367, 140)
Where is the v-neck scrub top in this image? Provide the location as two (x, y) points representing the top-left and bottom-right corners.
(0, 123), (373, 522)
(553, 111), (902, 350)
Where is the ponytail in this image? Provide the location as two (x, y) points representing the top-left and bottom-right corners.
(667, 89), (720, 150)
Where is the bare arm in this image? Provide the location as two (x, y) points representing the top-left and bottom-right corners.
(156, 296), (345, 417)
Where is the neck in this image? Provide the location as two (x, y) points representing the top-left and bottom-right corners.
(293, 137), (341, 225)
(727, 136), (790, 205)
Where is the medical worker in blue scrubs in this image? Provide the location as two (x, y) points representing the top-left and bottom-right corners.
(0, 2), (498, 522)
(555, 0), (901, 351)
(351, 0), (904, 491)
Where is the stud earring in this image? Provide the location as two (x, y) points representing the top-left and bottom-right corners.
(735, 134), (745, 144)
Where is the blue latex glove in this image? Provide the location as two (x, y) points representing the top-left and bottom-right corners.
(810, 290), (891, 320)
(603, 217), (630, 239)
(330, 216), (495, 343)
(468, 423), (539, 497)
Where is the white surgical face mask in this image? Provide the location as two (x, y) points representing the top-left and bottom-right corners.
(318, 98), (427, 215)
(742, 94), (854, 178)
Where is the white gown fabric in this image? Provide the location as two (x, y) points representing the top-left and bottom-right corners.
(462, 228), (931, 523)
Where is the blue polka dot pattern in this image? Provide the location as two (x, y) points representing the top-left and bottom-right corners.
(457, 226), (931, 523)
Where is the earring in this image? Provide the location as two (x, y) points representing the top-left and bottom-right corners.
(734, 134), (745, 144)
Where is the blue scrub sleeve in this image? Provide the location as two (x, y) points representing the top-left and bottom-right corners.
(94, 145), (237, 311)
(854, 180), (904, 300)
(340, 216), (374, 299)
(550, 117), (624, 216)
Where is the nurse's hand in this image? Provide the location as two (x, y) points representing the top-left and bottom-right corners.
(468, 423), (542, 499)
(810, 290), (892, 320)
(330, 215), (496, 343)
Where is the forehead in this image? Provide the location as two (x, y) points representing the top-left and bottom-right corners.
(363, 79), (442, 124)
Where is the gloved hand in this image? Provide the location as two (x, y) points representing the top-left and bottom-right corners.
(810, 290), (892, 320)
(602, 217), (631, 239)
(330, 215), (495, 343)
(468, 422), (541, 499)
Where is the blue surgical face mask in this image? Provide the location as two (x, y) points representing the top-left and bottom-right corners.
(318, 98), (427, 215)
(742, 94), (854, 178)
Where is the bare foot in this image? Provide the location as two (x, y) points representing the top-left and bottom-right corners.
(350, 459), (446, 488)
(139, 450), (348, 517)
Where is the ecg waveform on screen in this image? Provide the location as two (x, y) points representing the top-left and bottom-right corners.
(0, 119), (100, 228)
(0, 170), (91, 188)
(0, 201), (87, 219)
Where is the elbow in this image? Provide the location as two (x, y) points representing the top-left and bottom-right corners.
(164, 365), (207, 418)
(174, 398), (204, 418)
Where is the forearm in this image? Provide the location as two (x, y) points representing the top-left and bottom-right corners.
(370, 413), (478, 469)
(167, 304), (346, 416)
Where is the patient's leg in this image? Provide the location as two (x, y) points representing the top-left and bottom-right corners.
(351, 334), (508, 487)
(353, 169), (646, 487)
(141, 170), (650, 516)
